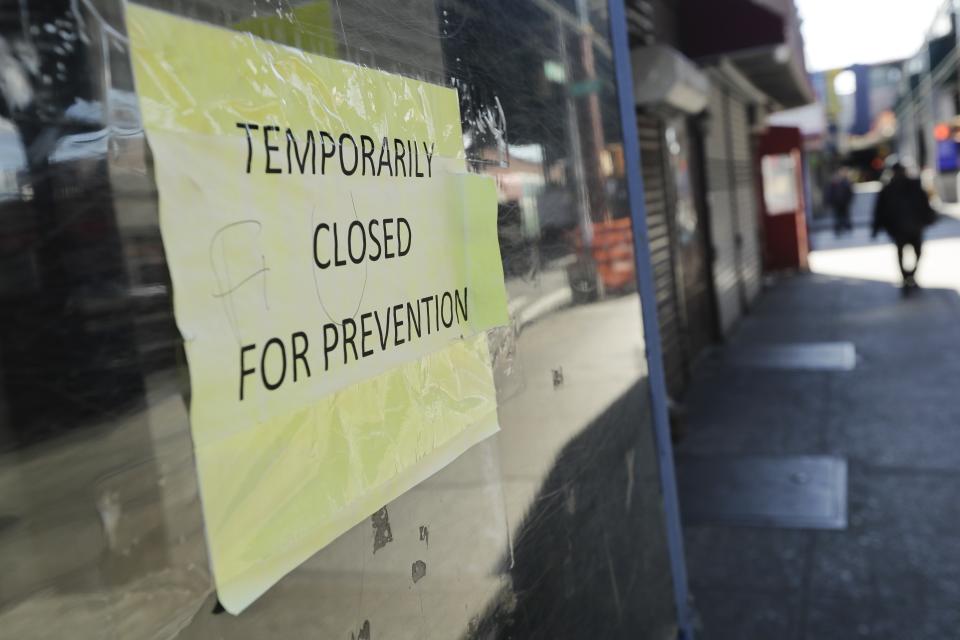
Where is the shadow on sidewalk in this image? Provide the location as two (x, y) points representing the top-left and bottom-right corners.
(468, 382), (678, 640)
(673, 270), (960, 640)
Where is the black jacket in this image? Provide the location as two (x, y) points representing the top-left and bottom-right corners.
(827, 177), (853, 210)
(872, 175), (935, 240)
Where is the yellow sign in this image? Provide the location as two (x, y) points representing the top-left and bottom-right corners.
(126, 4), (507, 613)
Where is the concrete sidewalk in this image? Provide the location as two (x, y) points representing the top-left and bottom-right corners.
(676, 215), (960, 639)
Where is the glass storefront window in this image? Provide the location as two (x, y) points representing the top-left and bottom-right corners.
(0, 2), (677, 637)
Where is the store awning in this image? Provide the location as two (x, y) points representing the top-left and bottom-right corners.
(678, 0), (813, 108)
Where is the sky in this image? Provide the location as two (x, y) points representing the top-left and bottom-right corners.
(796, 0), (950, 71)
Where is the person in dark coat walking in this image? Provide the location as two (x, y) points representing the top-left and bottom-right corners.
(827, 167), (854, 234)
(872, 162), (936, 288)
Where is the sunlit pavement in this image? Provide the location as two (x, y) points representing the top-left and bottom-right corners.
(675, 210), (960, 639)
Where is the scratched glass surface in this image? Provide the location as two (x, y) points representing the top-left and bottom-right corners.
(0, 1), (677, 638)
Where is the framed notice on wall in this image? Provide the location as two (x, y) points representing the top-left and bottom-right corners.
(761, 152), (800, 215)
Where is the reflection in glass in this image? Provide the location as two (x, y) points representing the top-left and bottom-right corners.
(0, 2), (676, 637)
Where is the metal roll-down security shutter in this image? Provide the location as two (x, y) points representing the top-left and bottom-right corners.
(728, 94), (762, 304)
(704, 80), (762, 334)
(705, 85), (743, 334)
(628, 0), (686, 397)
(637, 112), (685, 396)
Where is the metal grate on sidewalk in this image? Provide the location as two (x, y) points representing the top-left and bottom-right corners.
(677, 455), (848, 530)
(726, 342), (856, 371)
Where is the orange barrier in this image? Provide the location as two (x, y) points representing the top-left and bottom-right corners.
(574, 218), (636, 291)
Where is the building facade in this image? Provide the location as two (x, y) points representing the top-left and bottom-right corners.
(0, 0), (809, 637)
(628, 0), (811, 398)
(896, 0), (960, 201)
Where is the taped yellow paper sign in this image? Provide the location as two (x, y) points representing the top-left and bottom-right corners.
(126, 3), (508, 613)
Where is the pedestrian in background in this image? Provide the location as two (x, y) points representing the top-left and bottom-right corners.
(872, 162), (936, 289)
(826, 167), (854, 235)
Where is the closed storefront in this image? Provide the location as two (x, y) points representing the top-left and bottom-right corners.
(729, 92), (764, 304)
(629, 0), (716, 397)
(629, 1), (686, 396)
(637, 111), (686, 394)
(663, 116), (718, 367)
(0, 0), (818, 636)
(625, 0), (813, 395)
(704, 83), (744, 333)
(680, 0), (813, 336)
(0, 1), (690, 638)
(704, 67), (765, 333)
(636, 108), (717, 395)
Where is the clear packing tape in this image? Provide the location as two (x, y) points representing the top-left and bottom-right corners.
(125, 3), (508, 613)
